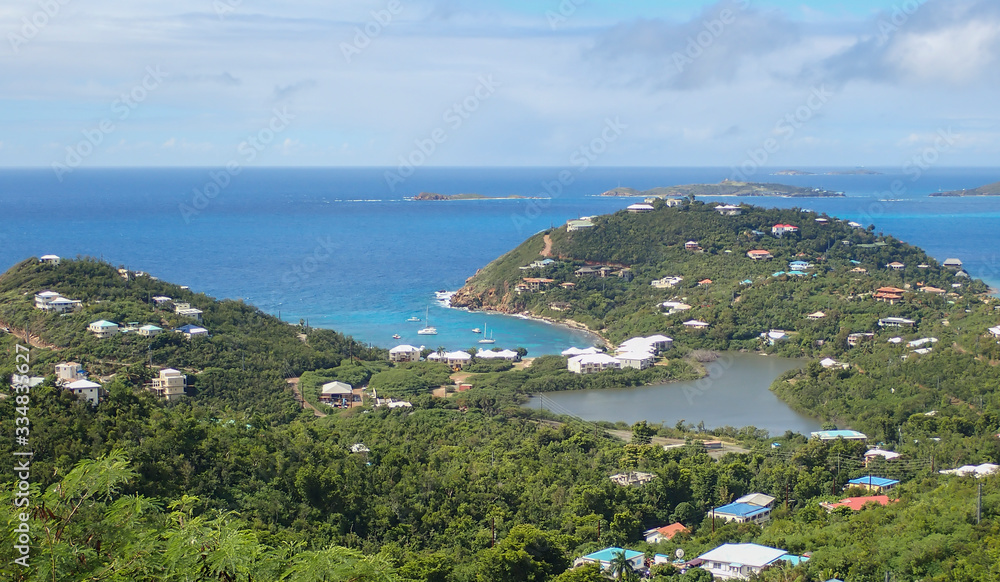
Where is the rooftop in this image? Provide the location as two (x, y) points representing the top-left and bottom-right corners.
(848, 476), (899, 488)
(811, 429), (867, 440)
(697, 544), (788, 568)
(712, 502), (771, 518)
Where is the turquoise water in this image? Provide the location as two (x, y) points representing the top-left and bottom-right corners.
(3, 167), (1000, 354)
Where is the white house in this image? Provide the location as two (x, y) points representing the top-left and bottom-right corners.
(138, 325), (163, 338)
(683, 320), (710, 329)
(39, 255), (61, 265)
(55, 362), (85, 384)
(66, 379), (100, 406)
(562, 346), (602, 357)
(664, 198), (684, 207)
(807, 311), (826, 320)
(88, 320), (119, 339)
(176, 308), (204, 322)
(152, 296), (172, 306)
(389, 344), (421, 363)
(150, 368), (186, 401)
(696, 544), (790, 580)
(989, 326), (1000, 339)
(762, 330), (788, 345)
(771, 224), (799, 237)
(617, 336), (671, 356)
(627, 203), (654, 214)
(567, 353), (621, 374)
(34, 291), (60, 309)
(176, 324), (209, 339)
(747, 250), (774, 261)
(662, 301), (692, 314)
(616, 352), (655, 370)
(35, 291), (80, 313)
(652, 276), (684, 289)
(427, 351), (473, 369)
(320, 381), (354, 406)
(716, 205), (743, 216)
(567, 218), (594, 232)
(886, 261), (905, 271)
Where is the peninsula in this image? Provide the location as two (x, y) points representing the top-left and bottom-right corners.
(929, 180), (1000, 196)
(600, 181), (843, 198)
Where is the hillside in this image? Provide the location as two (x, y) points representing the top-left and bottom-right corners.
(452, 200), (984, 346)
(600, 181), (843, 198)
(3, 256), (1000, 581)
(930, 180), (1000, 196)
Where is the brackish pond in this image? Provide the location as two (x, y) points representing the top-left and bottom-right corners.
(526, 353), (821, 436)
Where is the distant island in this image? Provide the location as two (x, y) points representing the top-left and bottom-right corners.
(412, 192), (536, 201)
(600, 181), (844, 198)
(929, 181), (1000, 197)
(773, 169), (883, 176)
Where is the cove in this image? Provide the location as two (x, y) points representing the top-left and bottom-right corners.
(527, 353), (822, 436)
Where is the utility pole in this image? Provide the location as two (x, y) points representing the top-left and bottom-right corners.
(977, 482), (983, 525)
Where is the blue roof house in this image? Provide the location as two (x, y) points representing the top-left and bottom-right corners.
(711, 502), (772, 525)
(577, 548), (644, 572)
(847, 476), (900, 493)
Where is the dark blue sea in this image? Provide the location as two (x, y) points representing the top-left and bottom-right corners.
(3, 167), (999, 355)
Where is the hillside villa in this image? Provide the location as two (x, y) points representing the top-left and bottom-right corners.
(55, 362), (86, 384)
(652, 276), (684, 289)
(772, 224), (799, 237)
(567, 218), (594, 232)
(683, 320), (710, 329)
(711, 493), (775, 525)
(562, 346), (602, 357)
(610, 472), (656, 486)
(847, 476), (899, 493)
(176, 324), (209, 339)
(88, 320), (120, 339)
(39, 254), (61, 265)
(886, 261), (905, 271)
(567, 353), (621, 374)
(747, 250), (773, 261)
(695, 543), (806, 580)
(644, 523), (689, 543)
(427, 350), (473, 369)
(35, 291), (82, 313)
(138, 325), (163, 337)
(149, 368), (187, 401)
(320, 381), (361, 408)
(716, 205), (743, 216)
(66, 379), (101, 406)
(389, 344), (422, 363)
(627, 203), (654, 213)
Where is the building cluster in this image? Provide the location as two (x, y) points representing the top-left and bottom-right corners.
(563, 335), (671, 374)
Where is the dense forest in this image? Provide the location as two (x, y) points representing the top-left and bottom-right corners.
(2, 207), (1000, 582)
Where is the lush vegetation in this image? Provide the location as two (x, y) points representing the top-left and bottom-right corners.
(2, 206), (1000, 582)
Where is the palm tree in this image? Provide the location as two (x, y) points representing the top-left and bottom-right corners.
(608, 550), (638, 581)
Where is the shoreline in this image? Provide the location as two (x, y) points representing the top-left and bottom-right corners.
(441, 293), (610, 348)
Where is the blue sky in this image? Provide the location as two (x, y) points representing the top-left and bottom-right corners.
(2, 0), (999, 169)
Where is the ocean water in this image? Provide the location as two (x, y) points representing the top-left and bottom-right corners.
(2, 167), (1000, 355)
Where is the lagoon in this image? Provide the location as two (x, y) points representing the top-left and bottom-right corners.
(527, 353), (821, 436)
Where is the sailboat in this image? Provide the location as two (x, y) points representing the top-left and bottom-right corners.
(417, 307), (437, 335)
(478, 324), (495, 344)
